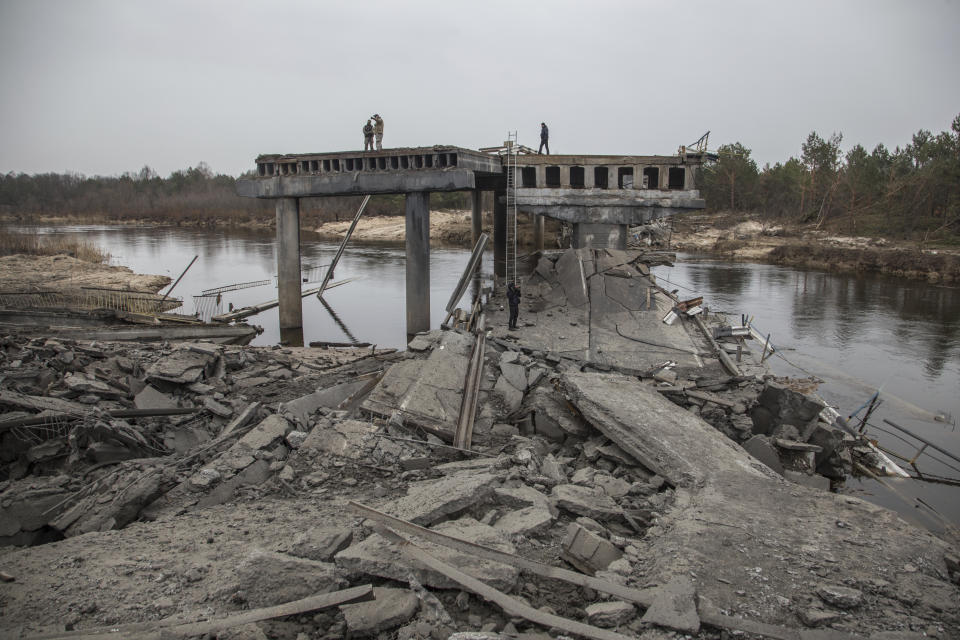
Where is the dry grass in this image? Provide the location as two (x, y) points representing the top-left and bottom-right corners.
(0, 230), (110, 264)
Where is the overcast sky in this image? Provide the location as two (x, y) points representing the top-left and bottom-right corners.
(1, 0), (958, 178)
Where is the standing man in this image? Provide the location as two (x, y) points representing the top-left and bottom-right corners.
(363, 119), (374, 151)
(372, 114), (384, 150)
(506, 282), (521, 330)
(538, 122), (550, 155)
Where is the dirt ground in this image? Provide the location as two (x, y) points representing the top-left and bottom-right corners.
(0, 254), (171, 293)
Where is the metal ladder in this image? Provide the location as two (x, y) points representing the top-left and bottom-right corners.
(505, 132), (518, 286)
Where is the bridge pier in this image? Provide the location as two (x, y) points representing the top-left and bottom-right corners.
(533, 214), (545, 251)
(572, 222), (628, 250)
(493, 185), (506, 279)
(276, 197), (303, 333)
(405, 192), (431, 337)
(471, 190), (483, 246)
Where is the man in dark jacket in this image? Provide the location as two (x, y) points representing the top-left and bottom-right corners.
(507, 282), (521, 330)
(538, 122), (549, 155)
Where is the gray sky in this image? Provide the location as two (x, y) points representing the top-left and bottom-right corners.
(1, 0), (958, 177)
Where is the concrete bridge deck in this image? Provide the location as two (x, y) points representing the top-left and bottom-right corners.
(235, 144), (710, 339)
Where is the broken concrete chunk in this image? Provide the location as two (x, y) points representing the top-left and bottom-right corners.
(742, 435), (785, 476)
(561, 522), (622, 575)
(298, 419), (377, 459)
(340, 586), (419, 636)
(816, 584), (863, 609)
(145, 349), (211, 385)
(494, 376), (523, 414)
(289, 527), (353, 562)
(784, 470), (831, 491)
(133, 385), (178, 410)
(640, 575), (700, 633)
(593, 474), (632, 499)
(203, 396), (232, 418)
(539, 454), (567, 484)
(551, 484), (621, 520)
(499, 361), (528, 393)
(493, 506), (555, 536)
(62, 373), (124, 398)
(335, 518), (519, 592)
(386, 471), (499, 526)
(238, 415), (292, 451)
(585, 601), (636, 628)
(285, 430), (309, 449)
(494, 484), (551, 511)
(230, 549), (343, 608)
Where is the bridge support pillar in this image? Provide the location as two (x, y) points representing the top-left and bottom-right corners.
(533, 214), (545, 251)
(405, 192), (431, 337)
(471, 190), (483, 246)
(276, 197), (303, 332)
(572, 223), (628, 250)
(493, 186), (506, 279)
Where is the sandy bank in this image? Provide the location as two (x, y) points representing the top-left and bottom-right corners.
(0, 253), (171, 293)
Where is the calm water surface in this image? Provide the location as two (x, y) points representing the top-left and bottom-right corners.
(654, 255), (960, 533)
(17, 226), (960, 533)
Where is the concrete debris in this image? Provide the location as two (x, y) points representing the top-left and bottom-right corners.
(385, 471), (500, 526)
(551, 483), (621, 520)
(335, 518), (520, 591)
(0, 255), (956, 640)
(640, 575), (700, 633)
(584, 600), (636, 628)
(561, 522), (623, 575)
(340, 586), (419, 636)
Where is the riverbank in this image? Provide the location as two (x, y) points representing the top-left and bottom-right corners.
(669, 211), (960, 284)
(0, 253), (170, 293)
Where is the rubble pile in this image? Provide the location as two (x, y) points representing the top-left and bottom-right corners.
(0, 248), (957, 639)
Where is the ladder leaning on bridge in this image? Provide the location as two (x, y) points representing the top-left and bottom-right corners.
(504, 132), (518, 286)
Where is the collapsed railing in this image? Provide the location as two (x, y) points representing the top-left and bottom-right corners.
(0, 287), (183, 315)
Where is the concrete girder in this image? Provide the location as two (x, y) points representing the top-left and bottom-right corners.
(237, 169), (478, 199)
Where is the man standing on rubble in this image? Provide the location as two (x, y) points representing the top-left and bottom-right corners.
(363, 119), (375, 151)
(507, 282), (521, 330)
(372, 114), (384, 150)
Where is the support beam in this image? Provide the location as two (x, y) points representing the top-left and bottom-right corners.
(276, 198), (302, 330)
(533, 214), (545, 251)
(493, 186), (506, 279)
(471, 190), (483, 246)
(405, 192), (431, 336)
(571, 222), (628, 250)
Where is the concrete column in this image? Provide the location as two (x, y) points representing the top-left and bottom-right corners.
(471, 190), (483, 246)
(276, 197), (303, 331)
(405, 192), (431, 336)
(560, 166), (570, 188)
(533, 214), (545, 251)
(493, 186), (506, 278)
(535, 165), (546, 188)
(585, 166), (595, 189)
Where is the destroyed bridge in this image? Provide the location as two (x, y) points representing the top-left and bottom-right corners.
(236, 145), (710, 337)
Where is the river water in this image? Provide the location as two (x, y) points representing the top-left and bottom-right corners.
(17, 225), (960, 534)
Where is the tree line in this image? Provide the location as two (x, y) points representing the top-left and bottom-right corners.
(698, 114), (960, 244)
(0, 163), (472, 227)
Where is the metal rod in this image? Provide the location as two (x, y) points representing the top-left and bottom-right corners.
(883, 418), (960, 466)
(160, 254), (198, 303)
(317, 195), (370, 299)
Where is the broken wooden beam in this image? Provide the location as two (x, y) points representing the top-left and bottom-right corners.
(27, 585), (374, 640)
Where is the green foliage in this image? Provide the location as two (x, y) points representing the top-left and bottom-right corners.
(702, 115), (960, 243)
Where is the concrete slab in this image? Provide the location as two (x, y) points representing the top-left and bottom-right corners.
(299, 419), (379, 460)
(230, 549), (342, 608)
(134, 385), (178, 410)
(561, 522), (623, 575)
(742, 435), (785, 476)
(493, 506), (555, 536)
(555, 249), (588, 308)
(500, 361), (528, 393)
(283, 378), (370, 426)
(384, 470), (499, 526)
(640, 575), (700, 633)
(363, 331), (474, 430)
(551, 484), (621, 520)
(340, 586), (419, 636)
(493, 484), (551, 510)
(494, 376), (523, 413)
(238, 415), (292, 451)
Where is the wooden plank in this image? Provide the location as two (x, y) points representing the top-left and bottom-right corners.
(349, 501), (654, 607)
(371, 524), (635, 640)
(26, 585), (374, 640)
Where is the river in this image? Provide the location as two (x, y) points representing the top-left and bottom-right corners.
(18, 224), (960, 534)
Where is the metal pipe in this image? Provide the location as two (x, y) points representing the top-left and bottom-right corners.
(883, 418), (960, 466)
(160, 255), (198, 303)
